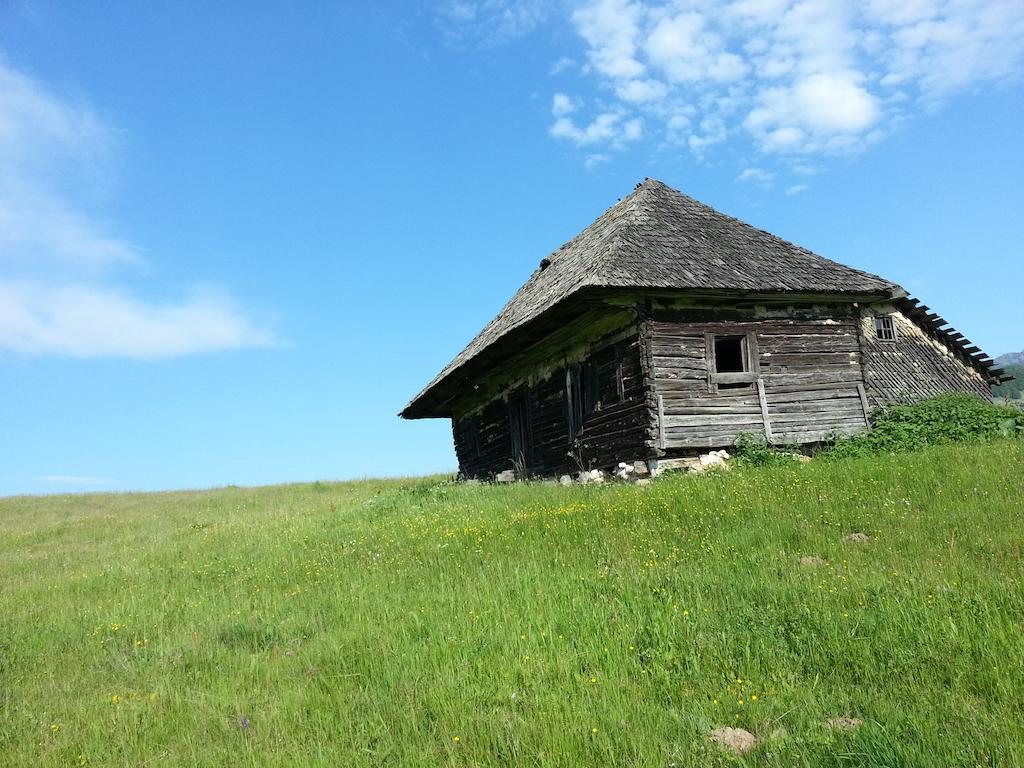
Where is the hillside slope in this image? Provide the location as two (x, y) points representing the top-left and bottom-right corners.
(2, 443), (1023, 767)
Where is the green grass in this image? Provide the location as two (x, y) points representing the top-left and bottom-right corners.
(2, 442), (1023, 767)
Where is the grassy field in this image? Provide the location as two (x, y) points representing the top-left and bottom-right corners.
(2, 442), (1023, 767)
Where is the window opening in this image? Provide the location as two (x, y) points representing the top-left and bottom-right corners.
(713, 335), (751, 390)
(874, 315), (897, 342)
(714, 336), (747, 373)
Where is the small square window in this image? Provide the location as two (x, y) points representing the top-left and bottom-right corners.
(714, 336), (747, 373)
(712, 335), (753, 390)
(874, 315), (897, 342)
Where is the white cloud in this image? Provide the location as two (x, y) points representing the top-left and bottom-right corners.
(768, 0), (860, 77)
(441, 0), (549, 44)
(687, 115), (727, 155)
(745, 70), (879, 151)
(785, 183), (810, 194)
(737, 167), (775, 183)
(0, 189), (139, 271)
(665, 112), (695, 144)
(551, 92), (578, 116)
(864, 0), (939, 27)
(870, 0), (1024, 97)
(0, 61), (137, 271)
(615, 78), (668, 103)
(550, 111), (643, 146)
(792, 72), (878, 132)
(550, 56), (578, 74)
(646, 12), (748, 84)
(761, 126), (806, 151)
(620, 116), (644, 141)
(547, 0), (1024, 163)
(573, 0), (646, 78)
(0, 58), (274, 359)
(0, 281), (275, 359)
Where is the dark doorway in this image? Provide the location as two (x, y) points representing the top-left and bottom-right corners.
(509, 392), (531, 466)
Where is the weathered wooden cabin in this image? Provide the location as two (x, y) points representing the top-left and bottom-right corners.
(401, 179), (1009, 478)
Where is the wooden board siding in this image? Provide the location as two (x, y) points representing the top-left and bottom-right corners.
(648, 312), (869, 449)
(452, 398), (512, 477)
(451, 331), (650, 478)
(860, 308), (992, 406)
(569, 336), (649, 469)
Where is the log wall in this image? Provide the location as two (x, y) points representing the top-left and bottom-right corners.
(648, 309), (870, 449)
(569, 335), (650, 469)
(451, 301), (996, 475)
(859, 308), (992, 405)
(451, 331), (651, 478)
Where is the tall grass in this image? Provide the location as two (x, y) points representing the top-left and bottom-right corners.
(2, 441), (1023, 766)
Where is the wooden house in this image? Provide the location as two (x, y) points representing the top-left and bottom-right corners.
(401, 179), (1009, 478)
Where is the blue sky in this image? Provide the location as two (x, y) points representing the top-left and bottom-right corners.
(1, 0), (1022, 495)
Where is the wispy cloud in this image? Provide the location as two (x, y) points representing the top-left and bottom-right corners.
(737, 167), (775, 184)
(0, 57), (276, 359)
(0, 61), (137, 271)
(439, 0), (550, 45)
(0, 281), (275, 359)
(547, 0), (1024, 162)
(550, 56), (578, 75)
(548, 92), (644, 147)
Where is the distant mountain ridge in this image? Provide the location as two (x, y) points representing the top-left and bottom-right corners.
(997, 351), (1024, 366)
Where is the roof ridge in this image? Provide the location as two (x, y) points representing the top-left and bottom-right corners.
(585, 181), (649, 287)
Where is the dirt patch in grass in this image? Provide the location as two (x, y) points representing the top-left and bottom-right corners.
(709, 727), (757, 754)
(844, 533), (870, 543)
(825, 717), (863, 730)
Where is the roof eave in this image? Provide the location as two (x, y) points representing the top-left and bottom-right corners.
(400, 285), (902, 419)
(893, 296), (1005, 384)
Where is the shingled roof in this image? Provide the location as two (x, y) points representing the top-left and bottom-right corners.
(403, 178), (903, 418)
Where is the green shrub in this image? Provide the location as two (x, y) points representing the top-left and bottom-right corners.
(828, 393), (1024, 458)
